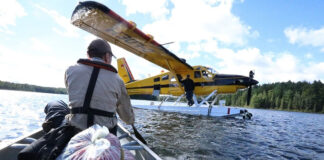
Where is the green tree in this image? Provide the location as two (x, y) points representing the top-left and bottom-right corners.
(219, 80), (323, 113)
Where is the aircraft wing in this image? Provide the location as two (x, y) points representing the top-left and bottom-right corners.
(71, 1), (193, 73)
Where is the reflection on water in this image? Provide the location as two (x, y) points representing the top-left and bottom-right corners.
(0, 90), (67, 145)
(1, 90), (324, 159)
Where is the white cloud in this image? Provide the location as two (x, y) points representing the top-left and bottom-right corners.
(121, 0), (258, 64)
(164, 41), (181, 53)
(30, 37), (51, 52)
(305, 53), (312, 59)
(84, 35), (97, 46)
(0, 0), (26, 34)
(141, 0), (256, 46)
(35, 4), (79, 38)
(307, 62), (324, 79)
(177, 51), (201, 60)
(0, 44), (69, 87)
(209, 46), (324, 83)
(284, 27), (324, 52)
(122, 0), (169, 19)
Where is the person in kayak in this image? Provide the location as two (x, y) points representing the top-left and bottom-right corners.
(64, 38), (135, 136)
(20, 40), (136, 159)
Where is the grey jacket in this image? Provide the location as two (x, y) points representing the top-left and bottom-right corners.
(65, 58), (134, 130)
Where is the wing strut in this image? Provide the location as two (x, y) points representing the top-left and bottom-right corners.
(165, 59), (184, 92)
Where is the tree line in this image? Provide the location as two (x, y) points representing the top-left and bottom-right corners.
(218, 80), (324, 113)
(2, 79), (324, 113)
(0, 80), (67, 94)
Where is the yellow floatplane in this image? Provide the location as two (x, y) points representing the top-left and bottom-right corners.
(71, 1), (258, 118)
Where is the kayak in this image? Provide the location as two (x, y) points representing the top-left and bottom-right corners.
(0, 123), (161, 160)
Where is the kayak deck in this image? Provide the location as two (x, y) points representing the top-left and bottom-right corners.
(0, 123), (161, 160)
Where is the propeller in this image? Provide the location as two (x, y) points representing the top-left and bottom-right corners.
(247, 70), (255, 106)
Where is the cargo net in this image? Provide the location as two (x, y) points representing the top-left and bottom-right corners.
(57, 124), (135, 160)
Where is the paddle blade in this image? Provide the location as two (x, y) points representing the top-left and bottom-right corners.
(132, 125), (147, 144)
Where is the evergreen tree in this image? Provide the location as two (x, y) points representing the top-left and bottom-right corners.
(219, 80), (324, 113)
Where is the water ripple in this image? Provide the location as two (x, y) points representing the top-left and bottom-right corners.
(134, 108), (324, 160)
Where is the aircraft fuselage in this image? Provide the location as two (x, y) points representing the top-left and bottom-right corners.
(125, 65), (258, 96)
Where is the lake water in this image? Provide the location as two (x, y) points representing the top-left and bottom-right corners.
(0, 90), (323, 160)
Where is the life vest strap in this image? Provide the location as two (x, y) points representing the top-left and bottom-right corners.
(71, 107), (115, 117)
(77, 59), (117, 73)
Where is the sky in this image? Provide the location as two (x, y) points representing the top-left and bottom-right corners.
(1, 0), (324, 88)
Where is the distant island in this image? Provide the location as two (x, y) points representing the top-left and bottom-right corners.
(219, 80), (324, 114)
(1, 80), (323, 113)
(0, 80), (67, 94)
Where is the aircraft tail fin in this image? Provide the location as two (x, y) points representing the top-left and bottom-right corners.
(117, 58), (135, 83)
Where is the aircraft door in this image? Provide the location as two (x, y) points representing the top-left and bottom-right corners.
(152, 77), (160, 96)
(194, 70), (204, 88)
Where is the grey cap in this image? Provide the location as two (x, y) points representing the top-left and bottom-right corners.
(87, 39), (115, 57)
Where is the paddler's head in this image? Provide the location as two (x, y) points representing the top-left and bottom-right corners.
(87, 39), (115, 64)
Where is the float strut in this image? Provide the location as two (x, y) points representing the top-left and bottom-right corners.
(173, 94), (185, 105)
(158, 95), (170, 108)
(193, 94), (198, 106)
(196, 90), (217, 107)
(207, 93), (219, 116)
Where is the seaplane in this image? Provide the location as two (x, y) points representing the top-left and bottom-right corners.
(71, 1), (258, 118)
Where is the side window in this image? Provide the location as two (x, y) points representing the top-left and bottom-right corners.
(162, 74), (169, 80)
(170, 76), (176, 82)
(194, 71), (201, 78)
(154, 77), (160, 82)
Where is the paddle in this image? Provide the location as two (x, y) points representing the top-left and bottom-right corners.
(131, 124), (147, 144)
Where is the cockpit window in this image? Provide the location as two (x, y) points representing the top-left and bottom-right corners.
(171, 76), (176, 82)
(202, 70), (208, 77)
(202, 70), (213, 78)
(207, 67), (218, 74)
